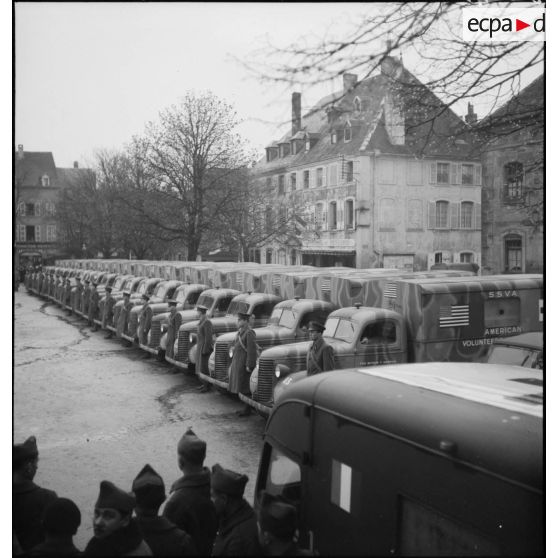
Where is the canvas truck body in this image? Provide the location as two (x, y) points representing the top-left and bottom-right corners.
(256, 362), (542, 556)
(139, 283), (208, 354)
(121, 280), (182, 342)
(164, 287), (241, 368)
(203, 298), (337, 390)
(178, 293), (284, 375)
(245, 274), (544, 415)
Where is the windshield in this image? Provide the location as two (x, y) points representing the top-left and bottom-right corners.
(175, 289), (186, 304)
(113, 277), (124, 290)
(487, 346), (541, 368)
(324, 318), (355, 342)
(155, 285), (167, 299)
(277, 309), (297, 329)
(123, 279), (133, 290)
(226, 300), (250, 316)
(197, 295), (214, 310)
(137, 282), (147, 294)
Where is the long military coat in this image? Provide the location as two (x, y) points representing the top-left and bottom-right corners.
(228, 325), (257, 395)
(64, 284), (72, 307)
(72, 283), (83, 312)
(138, 302), (151, 345)
(196, 316), (214, 376)
(165, 310), (182, 359)
(306, 336), (336, 376)
(102, 294), (116, 329)
(81, 285), (91, 314)
(88, 287), (100, 323)
(136, 515), (197, 556)
(116, 300), (133, 338)
(211, 499), (261, 556)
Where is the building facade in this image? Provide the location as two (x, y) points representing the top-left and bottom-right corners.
(251, 56), (482, 270)
(480, 75), (544, 274)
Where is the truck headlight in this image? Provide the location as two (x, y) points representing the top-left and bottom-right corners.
(189, 333), (196, 344)
(275, 364), (291, 379)
(229, 346), (234, 358)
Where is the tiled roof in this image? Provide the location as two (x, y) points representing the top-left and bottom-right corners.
(56, 167), (95, 188)
(14, 151), (58, 186)
(254, 59), (479, 173)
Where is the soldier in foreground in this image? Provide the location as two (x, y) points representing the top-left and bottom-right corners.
(163, 428), (217, 556)
(306, 321), (335, 376)
(13, 436), (58, 552)
(195, 304), (214, 393)
(84, 480), (152, 556)
(132, 464), (196, 556)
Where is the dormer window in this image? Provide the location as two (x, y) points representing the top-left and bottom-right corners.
(279, 143), (291, 158)
(266, 147), (279, 162)
(331, 131), (338, 144)
(41, 174), (50, 187)
(305, 138), (311, 152)
(353, 97), (362, 113)
(344, 125), (352, 142)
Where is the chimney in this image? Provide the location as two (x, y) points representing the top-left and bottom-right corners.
(73, 161), (79, 168)
(343, 73), (358, 93)
(17, 144), (24, 159)
(465, 102), (477, 125)
(292, 92), (301, 136)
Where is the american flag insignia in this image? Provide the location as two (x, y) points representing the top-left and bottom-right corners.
(439, 305), (470, 327)
(321, 278), (331, 293)
(272, 276), (280, 288)
(384, 283), (397, 298)
(236, 272), (243, 286)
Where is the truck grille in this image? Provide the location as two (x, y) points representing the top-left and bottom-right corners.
(177, 331), (190, 362)
(150, 323), (161, 348)
(254, 358), (274, 403)
(214, 342), (230, 381)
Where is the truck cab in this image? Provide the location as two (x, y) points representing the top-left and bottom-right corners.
(165, 288), (241, 368)
(257, 362), (542, 556)
(139, 283), (208, 355)
(181, 292), (283, 374)
(207, 298), (337, 391)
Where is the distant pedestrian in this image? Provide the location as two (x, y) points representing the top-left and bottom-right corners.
(103, 286), (115, 339)
(132, 464), (196, 556)
(163, 428), (218, 556)
(137, 294), (151, 346)
(13, 436), (58, 552)
(256, 492), (314, 556)
(228, 312), (257, 416)
(164, 298), (181, 361)
(89, 281), (100, 331)
(306, 321), (335, 376)
(210, 464), (261, 556)
(28, 497), (82, 556)
(84, 480), (152, 556)
(195, 305), (214, 392)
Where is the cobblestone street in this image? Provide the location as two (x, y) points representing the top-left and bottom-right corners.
(13, 289), (265, 549)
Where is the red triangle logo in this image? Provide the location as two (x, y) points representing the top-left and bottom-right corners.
(516, 19), (530, 31)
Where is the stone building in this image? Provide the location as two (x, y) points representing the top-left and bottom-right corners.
(479, 75), (544, 274)
(250, 55), (482, 270)
(14, 145), (88, 265)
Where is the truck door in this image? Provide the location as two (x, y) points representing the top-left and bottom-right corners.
(356, 318), (405, 366)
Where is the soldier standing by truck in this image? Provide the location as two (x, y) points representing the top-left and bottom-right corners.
(137, 294), (151, 346)
(103, 286), (115, 339)
(229, 312), (258, 417)
(89, 281), (100, 331)
(306, 321), (335, 376)
(165, 298), (181, 363)
(195, 305), (214, 393)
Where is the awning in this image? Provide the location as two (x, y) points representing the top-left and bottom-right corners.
(301, 249), (356, 256)
(18, 251), (42, 257)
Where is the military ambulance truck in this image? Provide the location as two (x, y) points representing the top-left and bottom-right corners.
(256, 362), (542, 556)
(245, 274), (543, 414)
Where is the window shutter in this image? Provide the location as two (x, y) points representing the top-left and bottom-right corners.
(457, 163), (462, 185)
(338, 204), (344, 230)
(450, 202), (459, 229)
(450, 163), (458, 185)
(475, 165), (482, 185)
(428, 202), (436, 229)
(474, 202), (482, 229)
(354, 160), (360, 182)
(18, 202), (25, 216)
(430, 162), (437, 184)
(35, 225), (41, 241)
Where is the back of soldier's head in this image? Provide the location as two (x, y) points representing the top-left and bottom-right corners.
(43, 497), (81, 536)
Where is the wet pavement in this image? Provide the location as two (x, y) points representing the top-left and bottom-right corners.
(13, 289), (265, 549)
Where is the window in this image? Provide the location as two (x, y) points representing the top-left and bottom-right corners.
(305, 138), (311, 152)
(345, 161), (354, 182)
(353, 97), (361, 113)
(461, 164), (474, 185)
(434, 252), (443, 264)
(331, 131), (338, 144)
(437, 163), (449, 184)
(460, 252), (473, 263)
(505, 235), (523, 272)
(46, 225), (57, 241)
(360, 320), (397, 345)
(41, 175), (50, 187)
(460, 202), (473, 229)
(25, 203), (35, 215)
(435, 201), (449, 228)
(504, 162), (523, 199)
(290, 173), (297, 191)
(303, 170), (310, 189)
(266, 249), (273, 264)
(35, 225), (41, 241)
(329, 164), (338, 186)
(26, 225), (35, 241)
(316, 167), (324, 188)
(16, 225), (26, 241)
(278, 175), (285, 195)
(345, 199), (354, 229)
(17, 202), (25, 216)
(344, 126), (352, 142)
(328, 201), (337, 230)
(290, 250), (297, 265)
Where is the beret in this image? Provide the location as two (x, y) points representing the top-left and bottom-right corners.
(177, 428), (206, 464)
(211, 463), (248, 497)
(258, 492), (297, 539)
(43, 497), (81, 535)
(308, 321), (325, 332)
(95, 480), (135, 514)
(13, 435), (38, 463)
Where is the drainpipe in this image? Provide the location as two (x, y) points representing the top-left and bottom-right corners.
(371, 150), (377, 266)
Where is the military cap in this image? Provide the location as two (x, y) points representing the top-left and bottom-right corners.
(92, 281), (98, 287)
(211, 463), (248, 497)
(177, 428), (206, 464)
(141, 293), (150, 301)
(308, 320), (325, 333)
(13, 435), (38, 464)
(122, 290), (131, 297)
(95, 480), (135, 514)
(43, 497), (81, 536)
(132, 464), (165, 492)
(166, 298), (178, 306)
(132, 464), (166, 509)
(196, 304), (208, 313)
(237, 312), (251, 320)
(258, 492), (297, 539)
(84, 279), (90, 284)
(105, 286), (112, 292)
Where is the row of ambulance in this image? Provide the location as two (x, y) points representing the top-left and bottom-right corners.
(25, 260), (544, 555)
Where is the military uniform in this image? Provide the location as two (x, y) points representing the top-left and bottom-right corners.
(137, 296), (151, 345)
(102, 288), (116, 333)
(164, 300), (181, 360)
(82, 281), (91, 315)
(116, 294), (133, 339)
(72, 280), (83, 314)
(196, 312), (214, 376)
(228, 315), (257, 396)
(306, 322), (335, 376)
(89, 284), (100, 328)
